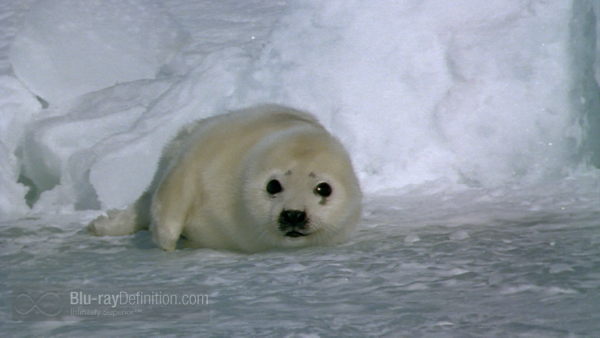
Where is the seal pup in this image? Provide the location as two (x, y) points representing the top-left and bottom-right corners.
(89, 104), (362, 252)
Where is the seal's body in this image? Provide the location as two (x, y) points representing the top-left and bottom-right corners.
(89, 105), (362, 252)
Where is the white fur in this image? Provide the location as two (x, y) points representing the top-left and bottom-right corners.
(89, 105), (362, 252)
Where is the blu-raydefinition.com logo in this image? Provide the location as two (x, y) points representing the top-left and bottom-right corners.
(14, 290), (63, 317)
(12, 285), (210, 321)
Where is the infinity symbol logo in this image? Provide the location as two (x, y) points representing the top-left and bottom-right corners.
(14, 292), (63, 317)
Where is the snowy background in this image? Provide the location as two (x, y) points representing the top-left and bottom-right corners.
(1, 0), (599, 336)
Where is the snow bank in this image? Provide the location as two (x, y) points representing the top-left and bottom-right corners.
(8, 0), (190, 106)
(1, 0), (599, 218)
(0, 76), (41, 220)
(236, 0), (591, 189)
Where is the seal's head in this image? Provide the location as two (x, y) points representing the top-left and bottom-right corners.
(241, 126), (362, 250)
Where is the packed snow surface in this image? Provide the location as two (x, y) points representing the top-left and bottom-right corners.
(1, 0), (599, 336)
(8, 0), (190, 106)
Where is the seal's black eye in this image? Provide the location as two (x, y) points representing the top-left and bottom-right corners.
(266, 179), (283, 195)
(314, 182), (332, 198)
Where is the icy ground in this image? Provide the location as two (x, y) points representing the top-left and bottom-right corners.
(1, 0), (599, 336)
(2, 178), (599, 336)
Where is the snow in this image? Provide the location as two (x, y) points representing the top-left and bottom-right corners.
(2, 178), (599, 336)
(0, 0), (599, 336)
(8, 0), (190, 106)
(0, 76), (39, 217)
(2, 0), (598, 213)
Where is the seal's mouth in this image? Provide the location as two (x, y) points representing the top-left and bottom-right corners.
(285, 230), (307, 238)
(279, 209), (310, 238)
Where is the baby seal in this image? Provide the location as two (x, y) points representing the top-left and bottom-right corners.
(89, 104), (362, 252)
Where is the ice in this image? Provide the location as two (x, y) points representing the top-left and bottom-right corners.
(0, 76), (40, 160)
(2, 0), (599, 212)
(22, 76), (181, 211)
(0, 76), (41, 219)
(0, 143), (29, 219)
(2, 178), (599, 336)
(0, 0), (599, 336)
(2, 0), (597, 213)
(234, 0), (591, 190)
(8, 0), (190, 106)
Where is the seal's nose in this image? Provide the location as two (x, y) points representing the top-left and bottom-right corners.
(279, 209), (307, 228)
